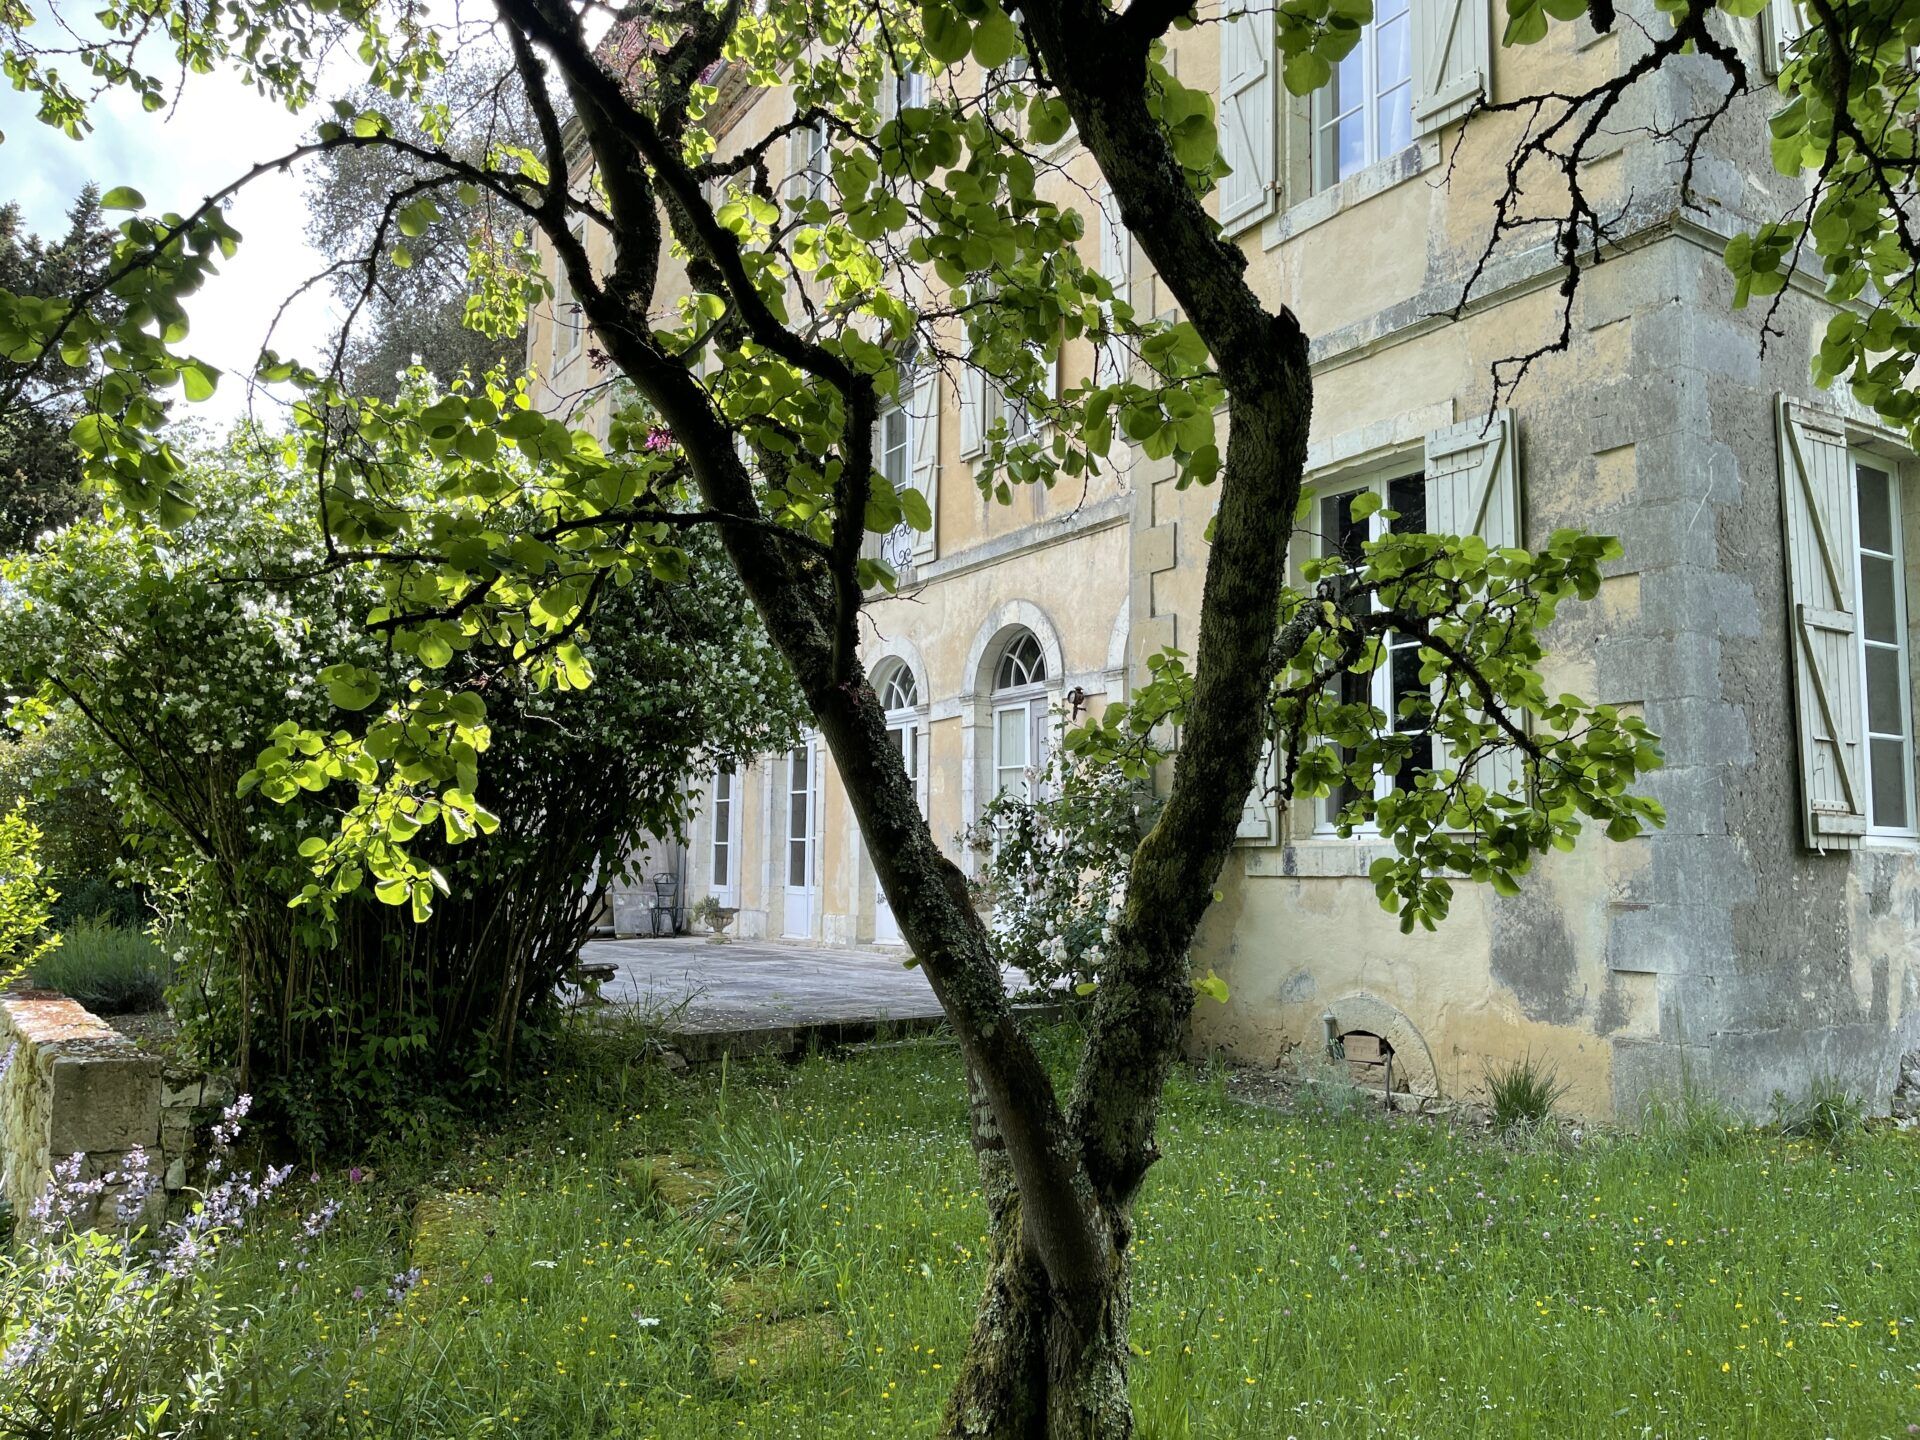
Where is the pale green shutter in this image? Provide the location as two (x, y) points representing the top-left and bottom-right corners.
(1098, 184), (1132, 385)
(959, 364), (987, 459)
(1218, 0), (1275, 234)
(1778, 396), (1868, 849)
(1426, 409), (1524, 801)
(1411, 0), (1489, 136)
(909, 367), (940, 559)
(1761, 0), (1805, 77)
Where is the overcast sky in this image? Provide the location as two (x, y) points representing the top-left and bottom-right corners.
(0, 39), (344, 428)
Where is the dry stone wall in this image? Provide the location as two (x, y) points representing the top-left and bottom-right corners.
(0, 989), (227, 1231)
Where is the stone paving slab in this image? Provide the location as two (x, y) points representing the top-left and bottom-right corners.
(578, 935), (1030, 1058)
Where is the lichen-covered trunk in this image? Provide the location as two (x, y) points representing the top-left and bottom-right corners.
(945, 1199), (1135, 1440)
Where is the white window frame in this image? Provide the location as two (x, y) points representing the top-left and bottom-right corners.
(1852, 451), (1918, 838)
(709, 768), (741, 906)
(1312, 0), (1414, 192)
(875, 394), (915, 568)
(1311, 467), (1432, 833)
(990, 632), (1049, 804)
(788, 119), (830, 206)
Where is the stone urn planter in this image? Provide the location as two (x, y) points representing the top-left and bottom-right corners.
(690, 898), (738, 943)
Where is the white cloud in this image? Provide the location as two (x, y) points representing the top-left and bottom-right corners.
(1, 52), (343, 427)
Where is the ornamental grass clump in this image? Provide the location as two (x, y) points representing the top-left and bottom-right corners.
(1485, 1052), (1571, 1132)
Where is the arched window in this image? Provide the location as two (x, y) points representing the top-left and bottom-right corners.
(995, 631), (1045, 691)
(991, 628), (1050, 801)
(877, 660), (919, 714)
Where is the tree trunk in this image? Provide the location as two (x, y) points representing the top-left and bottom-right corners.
(945, 1208), (1134, 1440)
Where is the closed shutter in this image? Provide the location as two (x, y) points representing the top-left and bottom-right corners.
(1218, 0), (1276, 234)
(909, 367), (940, 558)
(959, 363), (987, 458)
(1426, 409), (1524, 802)
(1098, 184), (1132, 385)
(1411, 0), (1489, 136)
(1761, 0), (1805, 77)
(1778, 396), (1868, 849)
(1236, 738), (1279, 844)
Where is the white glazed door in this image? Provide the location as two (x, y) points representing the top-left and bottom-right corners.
(872, 723), (917, 945)
(783, 743), (817, 938)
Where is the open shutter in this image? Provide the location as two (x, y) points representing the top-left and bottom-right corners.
(959, 363), (987, 459)
(1218, 0), (1275, 234)
(1098, 184), (1132, 385)
(1761, 0), (1805, 77)
(1236, 739), (1279, 844)
(1778, 397), (1868, 849)
(909, 367), (940, 558)
(1426, 409), (1524, 802)
(1411, 0), (1489, 136)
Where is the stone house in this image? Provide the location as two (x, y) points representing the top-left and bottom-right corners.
(532, 1), (1920, 1119)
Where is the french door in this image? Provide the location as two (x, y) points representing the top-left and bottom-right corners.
(872, 722), (918, 945)
(783, 742), (818, 938)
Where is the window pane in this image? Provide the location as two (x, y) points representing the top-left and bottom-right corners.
(1376, 82), (1412, 158)
(1862, 554), (1899, 643)
(789, 839), (807, 887)
(1391, 642), (1429, 728)
(1858, 464), (1894, 553)
(996, 708), (1027, 773)
(1866, 645), (1905, 734)
(714, 840), (730, 888)
(1387, 474), (1426, 533)
(1375, 14), (1411, 91)
(1871, 737), (1911, 829)
(1337, 113), (1364, 181)
(1394, 733), (1434, 792)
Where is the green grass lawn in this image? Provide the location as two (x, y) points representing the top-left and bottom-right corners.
(208, 1022), (1918, 1438)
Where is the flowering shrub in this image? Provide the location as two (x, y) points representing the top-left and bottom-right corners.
(0, 1096), (327, 1438)
(0, 416), (803, 1146)
(962, 716), (1156, 994)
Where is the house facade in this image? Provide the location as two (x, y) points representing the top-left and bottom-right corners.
(532, 0), (1920, 1119)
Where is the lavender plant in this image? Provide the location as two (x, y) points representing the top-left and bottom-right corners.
(0, 1096), (330, 1438)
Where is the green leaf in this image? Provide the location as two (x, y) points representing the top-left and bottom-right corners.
(100, 186), (146, 210)
(1193, 969), (1230, 1005)
(179, 361), (219, 403)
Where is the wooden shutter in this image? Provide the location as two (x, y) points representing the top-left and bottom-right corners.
(909, 367), (940, 558)
(1761, 0), (1805, 77)
(1778, 396), (1868, 849)
(1411, 0), (1489, 136)
(959, 363), (987, 458)
(1218, 0), (1276, 234)
(1426, 409), (1524, 802)
(1098, 184), (1132, 385)
(1236, 739), (1279, 844)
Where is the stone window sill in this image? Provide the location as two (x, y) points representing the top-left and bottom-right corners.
(1262, 137), (1439, 252)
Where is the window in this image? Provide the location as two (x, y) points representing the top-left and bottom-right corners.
(991, 630), (1049, 802)
(1854, 457), (1916, 834)
(1313, 0), (1413, 190)
(876, 397), (914, 568)
(878, 660), (919, 713)
(1318, 471), (1433, 823)
(710, 769), (736, 892)
(787, 744), (812, 888)
(550, 217), (587, 372)
(787, 119), (830, 205)
(880, 68), (925, 122)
